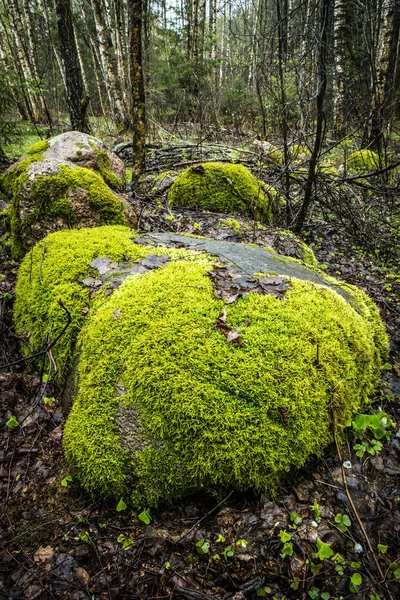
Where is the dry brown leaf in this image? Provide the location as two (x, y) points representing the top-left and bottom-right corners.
(75, 567), (90, 585)
(34, 546), (54, 564)
(50, 425), (63, 441)
(227, 329), (241, 343)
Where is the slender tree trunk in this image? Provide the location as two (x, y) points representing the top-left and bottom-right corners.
(295, 0), (331, 233)
(91, 0), (128, 126)
(370, 0), (400, 149)
(128, 0), (146, 180)
(54, 0), (90, 131)
(333, 0), (347, 136)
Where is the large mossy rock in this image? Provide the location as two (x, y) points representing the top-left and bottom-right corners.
(0, 132), (135, 258)
(168, 162), (272, 222)
(14, 227), (388, 507)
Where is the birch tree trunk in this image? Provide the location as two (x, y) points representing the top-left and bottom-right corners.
(370, 0), (399, 149)
(91, 0), (128, 126)
(128, 0), (146, 180)
(333, 0), (347, 136)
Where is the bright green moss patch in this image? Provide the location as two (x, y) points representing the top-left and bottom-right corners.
(348, 149), (379, 172)
(6, 163), (127, 259)
(16, 228), (388, 507)
(14, 226), (144, 379)
(25, 140), (50, 155)
(89, 142), (124, 191)
(290, 144), (311, 159)
(169, 162), (271, 223)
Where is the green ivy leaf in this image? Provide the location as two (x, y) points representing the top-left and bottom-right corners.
(6, 416), (19, 428)
(216, 534), (226, 543)
(377, 544), (388, 554)
(61, 475), (72, 487)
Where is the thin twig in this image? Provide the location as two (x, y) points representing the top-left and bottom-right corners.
(0, 298), (71, 370)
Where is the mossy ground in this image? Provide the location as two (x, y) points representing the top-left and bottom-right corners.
(169, 162), (272, 223)
(15, 227), (388, 508)
(1, 140), (128, 259)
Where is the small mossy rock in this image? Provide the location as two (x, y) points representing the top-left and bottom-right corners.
(251, 140), (284, 165)
(15, 227), (388, 507)
(1, 132), (135, 259)
(348, 149), (379, 172)
(168, 162), (271, 223)
(289, 144), (312, 161)
(270, 229), (318, 267)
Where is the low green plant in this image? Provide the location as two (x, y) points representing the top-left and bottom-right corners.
(6, 416), (19, 428)
(279, 530), (293, 557)
(61, 475), (72, 487)
(334, 513), (351, 533)
(195, 539), (210, 554)
(117, 533), (134, 550)
(116, 498), (127, 512)
(351, 410), (395, 457)
(349, 572), (362, 592)
(138, 508), (151, 524)
(314, 538), (333, 560)
(310, 500), (322, 523)
(290, 511), (303, 526)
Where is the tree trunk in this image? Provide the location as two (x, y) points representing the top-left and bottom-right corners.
(54, 0), (90, 132)
(295, 0), (331, 233)
(128, 0), (146, 181)
(91, 0), (128, 126)
(333, 0), (347, 136)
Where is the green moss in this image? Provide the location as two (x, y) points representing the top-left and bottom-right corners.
(1, 142), (50, 259)
(15, 227), (388, 507)
(220, 218), (247, 235)
(89, 143), (124, 191)
(266, 148), (284, 165)
(290, 144), (311, 159)
(348, 149), (379, 172)
(318, 162), (339, 177)
(6, 159), (128, 259)
(169, 163), (271, 223)
(63, 257), (386, 506)
(273, 229), (318, 268)
(25, 140), (50, 155)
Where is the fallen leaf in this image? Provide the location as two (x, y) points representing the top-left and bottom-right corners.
(227, 329), (241, 343)
(217, 309), (227, 323)
(113, 308), (121, 319)
(394, 362), (400, 377)
(81, 277), (102, 289)
(81, 307), (89, 315)
(50, 425), (63, 441)
(34, 546), (54, 564)
(140, 254), (170, 269)
(75, 567), (90, 585)
(90, 257), (118, 275)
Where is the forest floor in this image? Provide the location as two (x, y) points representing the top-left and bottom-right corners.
(1, 136), (400, 600)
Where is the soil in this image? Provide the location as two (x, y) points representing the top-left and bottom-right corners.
(1, 159), (400, 600)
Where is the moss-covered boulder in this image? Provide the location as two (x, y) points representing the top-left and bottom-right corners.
(14, 227), (388, 507)
(0, 132), (135, 258)
(168, 162), (272, 223)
